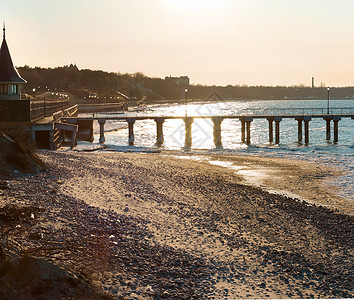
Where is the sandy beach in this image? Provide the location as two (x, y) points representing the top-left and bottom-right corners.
(1, 150), (353, 299)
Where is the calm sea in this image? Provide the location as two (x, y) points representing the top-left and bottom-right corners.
(85, 99), (354, 200)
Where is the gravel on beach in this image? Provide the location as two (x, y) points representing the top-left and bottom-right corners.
(1, 150), (353, 299)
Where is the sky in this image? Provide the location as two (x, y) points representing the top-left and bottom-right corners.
(2, 0), (354, 87)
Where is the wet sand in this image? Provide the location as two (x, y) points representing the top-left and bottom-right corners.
(1, 151), (353, 299)
(169, 153), (353, 215)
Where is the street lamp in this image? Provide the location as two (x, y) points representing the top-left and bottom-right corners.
(185, 88), (188, 116)
(327, 87), (330, 114)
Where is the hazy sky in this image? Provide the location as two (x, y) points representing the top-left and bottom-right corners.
(2, 0), (354, 86)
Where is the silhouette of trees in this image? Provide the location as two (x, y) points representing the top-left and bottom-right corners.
(17, 65), (354, 102)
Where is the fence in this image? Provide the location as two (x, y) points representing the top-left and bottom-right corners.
(0, 99), (70, 122)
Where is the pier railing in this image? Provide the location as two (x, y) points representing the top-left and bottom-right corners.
(30, 99), (70, 121)
(124, 107), (354, 118)
(238, 107), (354, 117)
(0, 99), (71, 122)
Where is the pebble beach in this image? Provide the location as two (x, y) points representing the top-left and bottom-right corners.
(1, 150), (353, 299)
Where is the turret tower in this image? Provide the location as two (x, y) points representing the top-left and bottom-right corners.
(0, 23), (26, 100)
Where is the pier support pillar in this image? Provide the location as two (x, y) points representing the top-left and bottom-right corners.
(245, 117), (253, 145)
(333, 116), (341, 144)
(212, 117), (223, 148)
(240, 119), (246, 143)
(155, 118), (165, 147)
(31, 129), (36, 145)
(76, 120), (94, 142)
(304, 117), (311, 145)
(274, 117), (282, 144)
(98, 119), (106, 144)
(127, 118), (136, 146)
(267, 118), (274, 144)
(324, 117), (332, 141)
(240, 117), (252, 145)
(49, 130), (55, 150)
(184, 117), (193, 149)
(295, 118), (303, 143)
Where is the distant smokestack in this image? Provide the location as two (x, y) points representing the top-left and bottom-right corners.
(312, 77), (315, 88)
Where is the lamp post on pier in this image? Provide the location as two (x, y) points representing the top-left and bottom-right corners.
(327, 87), (330, 114)
(185, 88), (188, 117)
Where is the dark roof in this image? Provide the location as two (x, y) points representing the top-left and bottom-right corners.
(0, 36), (26, 84)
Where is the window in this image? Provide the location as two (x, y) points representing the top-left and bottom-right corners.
(12, 84), (19, 94)
(0, 84), (8, 94)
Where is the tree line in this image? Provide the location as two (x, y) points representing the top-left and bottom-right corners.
(18, 65), (354, 102)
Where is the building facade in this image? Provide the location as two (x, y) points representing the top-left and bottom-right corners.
(165, 76), (190, 88)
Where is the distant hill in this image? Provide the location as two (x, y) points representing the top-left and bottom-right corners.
(18, 65), (179, 102)
(17, 65), (354, 102)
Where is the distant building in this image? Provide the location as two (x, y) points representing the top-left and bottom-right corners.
(0, 25), (26, 100)
(165, 76), (190, 88)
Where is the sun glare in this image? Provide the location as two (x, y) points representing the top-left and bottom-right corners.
(164, 0), (229, 14)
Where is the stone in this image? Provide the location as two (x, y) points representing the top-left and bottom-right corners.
(29, 232), (43, 240)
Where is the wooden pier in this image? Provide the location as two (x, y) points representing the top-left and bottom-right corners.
(0, 99), (78, 149)
(64, 108), (354, 149)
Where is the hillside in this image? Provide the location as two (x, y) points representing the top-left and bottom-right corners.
(18, 65), (354, 102)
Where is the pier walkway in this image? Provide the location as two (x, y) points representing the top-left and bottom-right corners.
(64, 107), (354, 148)
(0, 98), (78, 149)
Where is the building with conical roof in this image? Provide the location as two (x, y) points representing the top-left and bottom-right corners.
(0, 24), (26, 100)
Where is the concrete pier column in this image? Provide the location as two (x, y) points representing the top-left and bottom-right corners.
(98, 119), (106, 144)
(71, 131), (77, 150)
(155, 117), (165, 147)
(304, 117), (311, 145)
(275, 122), (280, 144)
(49, 130), (55, 150)
(245, 117), (253, 145)
(274, 117), (282, 144)
(127, 118), (136, 146)
(240, 119), (246, 143)
(267, 118), (274, 143)
(31, 128), (36, 145)
(246, 121), (251, 145)
(212, 117), (223, 148)
(184, 117), (193, 149)
(77, 119), (94, 142)
(324, 117), (332, 141)
(295, 118), (303, 142)
(333, 116), (341, 143)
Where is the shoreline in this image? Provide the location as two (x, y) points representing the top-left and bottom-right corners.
(165, 151), (353, 215)
(74, 142), (354, 215)
(1, 150), (352, 298)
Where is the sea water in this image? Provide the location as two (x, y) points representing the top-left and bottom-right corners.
(86, 99), (354, 200)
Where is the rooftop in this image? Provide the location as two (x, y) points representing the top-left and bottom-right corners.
(0, 25), (26, 84)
